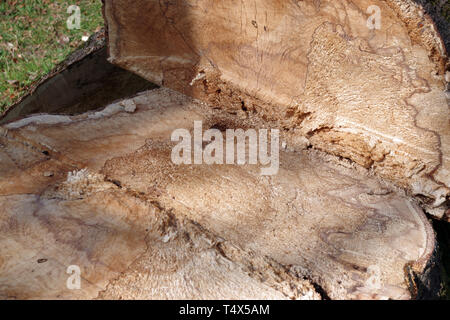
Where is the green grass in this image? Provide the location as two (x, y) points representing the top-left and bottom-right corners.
(0, 0), (103, 112)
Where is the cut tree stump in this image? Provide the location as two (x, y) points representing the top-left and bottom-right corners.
(105, 0), (450, 219)
(0, 88), (439, 299)
(0, 0), (448, 300)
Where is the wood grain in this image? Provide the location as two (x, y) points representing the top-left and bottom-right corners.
(0, 88), (437, 299)
(104, 0), (450, 219)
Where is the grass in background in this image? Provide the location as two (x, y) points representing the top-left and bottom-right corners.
(0, 0), (103, 112)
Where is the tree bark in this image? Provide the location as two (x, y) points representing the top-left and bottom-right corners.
(0, 30), (155, 125)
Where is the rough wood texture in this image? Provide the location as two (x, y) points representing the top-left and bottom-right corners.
(104, 0), (450, 219)
(0, 88), (437, 299)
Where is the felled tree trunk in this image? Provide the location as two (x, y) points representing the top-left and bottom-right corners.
(0, 0), (448, 300)
(105, 0), (450, 219)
